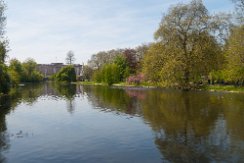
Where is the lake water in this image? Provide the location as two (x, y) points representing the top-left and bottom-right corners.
(0, 83), (243, 163)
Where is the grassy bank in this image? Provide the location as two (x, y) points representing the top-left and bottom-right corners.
(205, 85), (244, 93)
(74, 81), (108, 86)
(76, 81), (157, 88)
(77, 81), (244, 93)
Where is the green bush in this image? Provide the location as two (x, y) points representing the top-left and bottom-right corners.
(92, 64), (120, 85)
(55, 65), (76, 82)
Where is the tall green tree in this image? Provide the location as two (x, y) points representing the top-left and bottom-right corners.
(0, 0), (9, 94)
(114, 55), (130, 81)
(153, 0), (223, 88)
(225, 25), (244, 85)
(92, 63), (120, 85)
(8, 59), (24, 85)
(143, 43), (168, 83)
(0, 63), (10, 94)
(22, 58), (43, 82)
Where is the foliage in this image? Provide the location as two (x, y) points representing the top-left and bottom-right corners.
(0, 40), (8, 64)
(88, 49), (123, 69)
(208, 70), (225, 84)
(55, 65), (77, 82)
(152, 0), (224, 88)
(0, 1), (10, 94)
(87, 46), (148, 72)
(8, 58), (43, 84)
(143, 43), (167, 83)
(92, 64), (120, 85)
(224, 25), (244, 85)
(91, 55), (131, 85)
(22, 58), (43, 82)
(123, 49), (138, 74)
(0, 63), (10, 94)
(114, 55), (130, 81)
(66, 50), (75, 65)
(134, 44), (150, 71)
(8, 59), (24, 85)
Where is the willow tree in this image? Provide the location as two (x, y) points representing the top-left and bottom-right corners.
(154, 0), (223, 88)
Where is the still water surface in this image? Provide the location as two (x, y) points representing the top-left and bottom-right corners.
(0, 83), (243, 163)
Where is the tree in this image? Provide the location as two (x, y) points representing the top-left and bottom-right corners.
(143, 43), (168, 83)
(123, 49), (138, 74)
(92, 63), (120, 85)
(0, 0), (9, 94)
(66, 51), (75, 65)
(87, 49), (123, 69)
(8, 59), (24, 85)
(225, 25), (244, 85)
(232, 0), (244, 23)
(55, 65), (76, 82)
(0, 40), (7, 64)
(0, 63), (10, 94)
(22, 58), (43, 82)
(23, 58), (37, 77)
(0, 0), (7, 64)
(82, 65), (94, 81)
(114, 55), (130, 81)
(154, 0), (223, 88)
(135, 44), (150, 71)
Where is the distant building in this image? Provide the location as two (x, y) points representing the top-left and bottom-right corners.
(37, 63), (83, 78)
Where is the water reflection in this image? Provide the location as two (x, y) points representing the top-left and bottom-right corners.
(51, 83), (77, 113)
(84, 86), (142, 116)
(0, 96), (11, 162)
(0, 84), (243, 162)
(83, 86), (244, 162)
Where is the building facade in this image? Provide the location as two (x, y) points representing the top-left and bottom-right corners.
(37, 63), (83, 78)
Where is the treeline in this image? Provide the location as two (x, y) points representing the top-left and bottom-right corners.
(8, 58), (44, 85)
(1, 57), (44, 94)
(86, 47), (147, 85)
(84, 0), (244, 89)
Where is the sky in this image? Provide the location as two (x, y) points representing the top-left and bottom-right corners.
(5, 0), (234, 64)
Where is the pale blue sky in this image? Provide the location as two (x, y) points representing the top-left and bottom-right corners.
(6, 0), (234, 64)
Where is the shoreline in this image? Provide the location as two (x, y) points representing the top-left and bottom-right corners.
(75, 82), (244, 93)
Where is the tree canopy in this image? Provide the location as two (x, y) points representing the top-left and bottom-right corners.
(55, 65), (77, 82)
(150, 0), (224, 88)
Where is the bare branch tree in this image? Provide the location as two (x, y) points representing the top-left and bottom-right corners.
(66, 50), (75, 65)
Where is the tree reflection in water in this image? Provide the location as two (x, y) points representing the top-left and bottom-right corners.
(0, 84), (243, 162)
(84, 86), (244, 162)
(0, 82), (79, 161)
(0, 96), (11, 162)
(51, 83), (77, 114)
